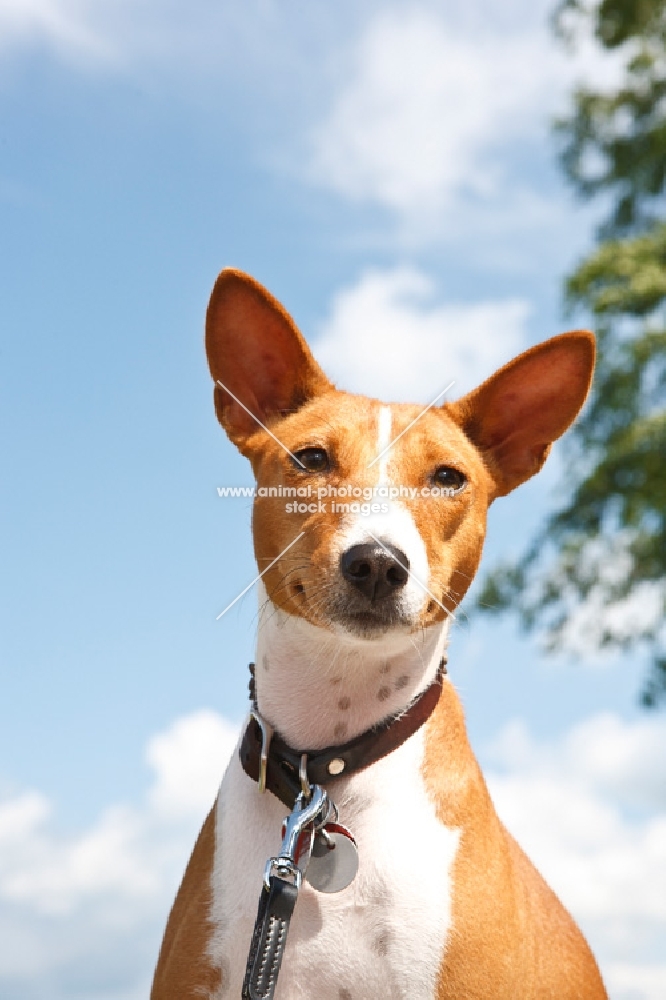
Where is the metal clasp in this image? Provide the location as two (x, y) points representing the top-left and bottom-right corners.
(299, 753), (310, 800)
(264, 785), (330, 890)
(249, 709), (274, 794)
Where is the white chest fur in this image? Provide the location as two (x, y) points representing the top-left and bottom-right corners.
(207, 723), (459, 1000)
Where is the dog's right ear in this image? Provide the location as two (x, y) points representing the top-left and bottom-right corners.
(205, 269), (333, 450)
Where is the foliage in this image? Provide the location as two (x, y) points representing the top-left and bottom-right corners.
(554, 0), (666, 238)
(477, 1), (666, 705)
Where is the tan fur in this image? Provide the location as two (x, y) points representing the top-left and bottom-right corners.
(152, 269), (607, 998)
(240, 397), (494, 624)
(151, 808), (221, 999)
(423, 685), (607, 998)
(448, 331), (597, 498)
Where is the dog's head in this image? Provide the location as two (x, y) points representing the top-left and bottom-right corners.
(206, 268), (594, 642)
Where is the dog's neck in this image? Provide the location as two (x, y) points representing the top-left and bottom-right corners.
(254, 584), (450, 751)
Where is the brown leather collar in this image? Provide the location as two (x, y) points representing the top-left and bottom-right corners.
(239, 658), (447, 808)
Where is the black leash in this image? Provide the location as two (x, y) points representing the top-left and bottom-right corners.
(240, 658), (447, 1000)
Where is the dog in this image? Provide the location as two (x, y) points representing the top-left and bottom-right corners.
(151, 268), (608, 999)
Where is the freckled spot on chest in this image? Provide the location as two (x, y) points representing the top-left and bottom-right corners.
(262, 655), (269, 671)
(330, 676), (342, 685)
(334, 722), (348, 739)
(373, 929), (392, 956)
(395, 674), (410, 690)
(338, 696), (351, 710)
(379, 663), (391, 674)
(377, 686), (391, 702)
(211, 723), (459, 1000)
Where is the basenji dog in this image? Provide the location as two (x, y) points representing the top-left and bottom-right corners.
(151, 269), (608, 999)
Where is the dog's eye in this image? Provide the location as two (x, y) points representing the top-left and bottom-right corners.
(293, 447), (330, 473)
(433, 466), (466, 492)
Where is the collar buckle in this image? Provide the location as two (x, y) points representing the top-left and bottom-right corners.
(241, 657), (447, 808)
(249, 708), (274, 793)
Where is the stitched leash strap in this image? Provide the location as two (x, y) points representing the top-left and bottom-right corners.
(240, 657), (448, 808)
(240, 661), (447, 1000)
(242, 876), (298, 1000)
(242, 786), (330, 1000)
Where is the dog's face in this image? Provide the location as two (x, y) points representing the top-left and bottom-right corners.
(206, 269), (595, 642)
(235, 392), (491, 638)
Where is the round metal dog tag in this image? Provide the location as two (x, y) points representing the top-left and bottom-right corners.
(306, 823), (359, 893)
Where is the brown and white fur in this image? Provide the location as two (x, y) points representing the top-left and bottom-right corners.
(151, 269), (608, 999)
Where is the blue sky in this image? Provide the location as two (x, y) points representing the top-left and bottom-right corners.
(1, 2), (665, 998)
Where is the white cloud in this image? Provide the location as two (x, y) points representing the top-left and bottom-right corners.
(0, 0), (284, 84)
(0, 0), (348, 88)
(309, 7), (558, 221)
(560, 581), (666, 660)
(1, 705), (665, 998)
(147, 710), (237, 820)
(606, 964), (666, 1000)
(0, 0), (622, 255)
(0, 710), (238, 999)
(0, 0), (113, 62)
(303, 2), (628, 246)
(0, 790), (50, 844)
(313, 266), (530, 401)
(532, 533), (666, 661)
(486, 712), (666, 1000)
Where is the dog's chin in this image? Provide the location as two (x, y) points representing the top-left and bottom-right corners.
(327, 603), (416, 640)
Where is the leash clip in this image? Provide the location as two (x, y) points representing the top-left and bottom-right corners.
(249, 709), (274, 794)
(263, 784), (329, 890)
(242, 786), (331, 1000)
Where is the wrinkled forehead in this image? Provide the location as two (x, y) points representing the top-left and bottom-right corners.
(259, 392), (481, 474)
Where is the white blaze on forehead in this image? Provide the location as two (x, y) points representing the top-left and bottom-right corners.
(377, 404), (392, 486)
(333, 401), (431, 618)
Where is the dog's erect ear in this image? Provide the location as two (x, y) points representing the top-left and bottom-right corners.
(448, 331), (595, 499)
(205, 268), (333, 448)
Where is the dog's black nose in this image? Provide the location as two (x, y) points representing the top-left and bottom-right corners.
(340, 542), (409, 602)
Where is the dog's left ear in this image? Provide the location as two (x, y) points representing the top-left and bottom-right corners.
(448, 331), (595, 499)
